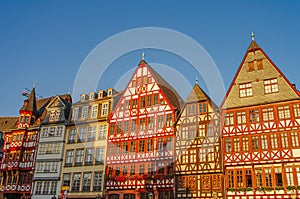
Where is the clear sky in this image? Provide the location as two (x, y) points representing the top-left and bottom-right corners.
(0, 0), (300, 116)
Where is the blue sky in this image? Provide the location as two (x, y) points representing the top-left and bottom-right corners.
(0, 0), (300, 116)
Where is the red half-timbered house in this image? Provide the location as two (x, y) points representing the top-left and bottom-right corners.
(106, 56), (183, 199)
(175, 82), (223, 199)
(0, 88), (51, 199)
(222, 35), (300, 199)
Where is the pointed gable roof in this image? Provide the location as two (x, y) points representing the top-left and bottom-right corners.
(185, 83), (218, 108)
(222, 36), (300, 110)
(20, 88), (37, 114)
(0, 117), (18, 132)
(140, 60), (183, 110)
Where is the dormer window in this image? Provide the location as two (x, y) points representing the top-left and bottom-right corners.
(80, 94), (87, 102)
(89, 93), (96, 100)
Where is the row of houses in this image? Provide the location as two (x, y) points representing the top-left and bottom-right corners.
(0, 36), (299, 199)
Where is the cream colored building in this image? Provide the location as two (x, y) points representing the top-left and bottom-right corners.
(60, 89), (119, 199)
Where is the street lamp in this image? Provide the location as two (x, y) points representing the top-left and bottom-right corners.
(148, 192), (153, 199)
(51, 195), (57, 199)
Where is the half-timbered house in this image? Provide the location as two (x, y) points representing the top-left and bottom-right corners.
(106, 56), (183, 199)
(222, 34), (300, 198)
(175, 81), (223, 199)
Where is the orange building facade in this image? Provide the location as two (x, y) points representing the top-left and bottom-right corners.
(222, 36), (300, 199)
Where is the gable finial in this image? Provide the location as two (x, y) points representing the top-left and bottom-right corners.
(196, 77), (198, 85)
(68, 88), (71, 95)
(142, 52), (145, 60)
(33, 81), (37, 88)
(251, 32), (255, 41)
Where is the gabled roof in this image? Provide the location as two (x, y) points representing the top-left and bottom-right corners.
(0, 117), (18, 132)
(20, 88), (37, 114)
(142, 61), (183, 110)
(185, 83), (218, 108)
(221, 36), (300, 109)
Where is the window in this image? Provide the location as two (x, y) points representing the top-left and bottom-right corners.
(199, 103), (207, 114)
(147, 95), (152, 106)
(123, 165), (128, 176)
(125, 101), (130, 110)
(281, 132), (289, 148)
(158, 115), (164, 128)
(78, 128), (86, 142)
(68, 129), (76, 143)
(147, 139), (153, 152)
(81, 106), (88, 119)
(236, 170), (243, 187)
(82, 173), (92, 192)
(140, 119), (146, 131)
(88, 126), (96, 141)
(278, 105), (291, 119)
(101, 103), (109, 116)
(124, 121), (129, 133)
(148, 117), (154, 130)
(116, 143), (121, 154)
(294, 104), (300, 118)
(248, 61), (254, 71)
(43, 181), (50, 194)
(166, 137), (172, 151)
(187, 104), (196, 115)
(65, 150), (74, 166)
(257, 59), (263, 69)
(148, 163), (154, 174)
(225, 138), (232, 152)
(122, 142), (128, 153)
(154, 94), (159, 105)
(132, 99), (138, 109)
(130, 165), (136, 175)
(51, 162), (58, 172)
(49, 127), (55, 136)
(35, 181), (43, 194)
(55, 111), (60, 121)
(72, 108), (79, 120)
(245, 169), (252, 187)
(49, 111), (55, 121)
(291, 132), (299, 147)
(98, 125), (107, 139)
(63, 174), (71, 186)
(91, 105), (98, 118)
(242, 137), (249, 151)
(42, 128), (48, 137)
(233, 138), (240, 152)
(158, 138), (164, 150)
(95, 147), (105, 164)
(239, 83), (252, 97)
(117, 122), (122, 134)
(93, 172), (102, 191)
(140, 97), (146, 108)
(286, 167), (294, 186)
(270, 134), (278, 149)
(56, 126), (63, 137)
(166, 115), (172, 127)
(109, 123), (115, 135)
(190, 149), (196, 163)
(262, 107), (274, 121)
(225, 113), (234, 126)
(50, 181), (57, 195)
(139, 164), (145, 175)
(250, 109), (260, 122)
(139, 140), (145, 152)
(275, 168), (283, 186)
(252, 136), (259, 150)
(255, 169), (262, 186)
(130, 141), (136, 153)
(261, 134), (268, 150)
(264, 78), (279, 94)
(75, 149), (84, 166)
(72, 173), (81, 192)
(131, 120), (136, 132)
(158, 162), (164, 173)
(265, 168), (272, 187)
(237, 111), (246, 124)
(85, 148), (94, 164)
